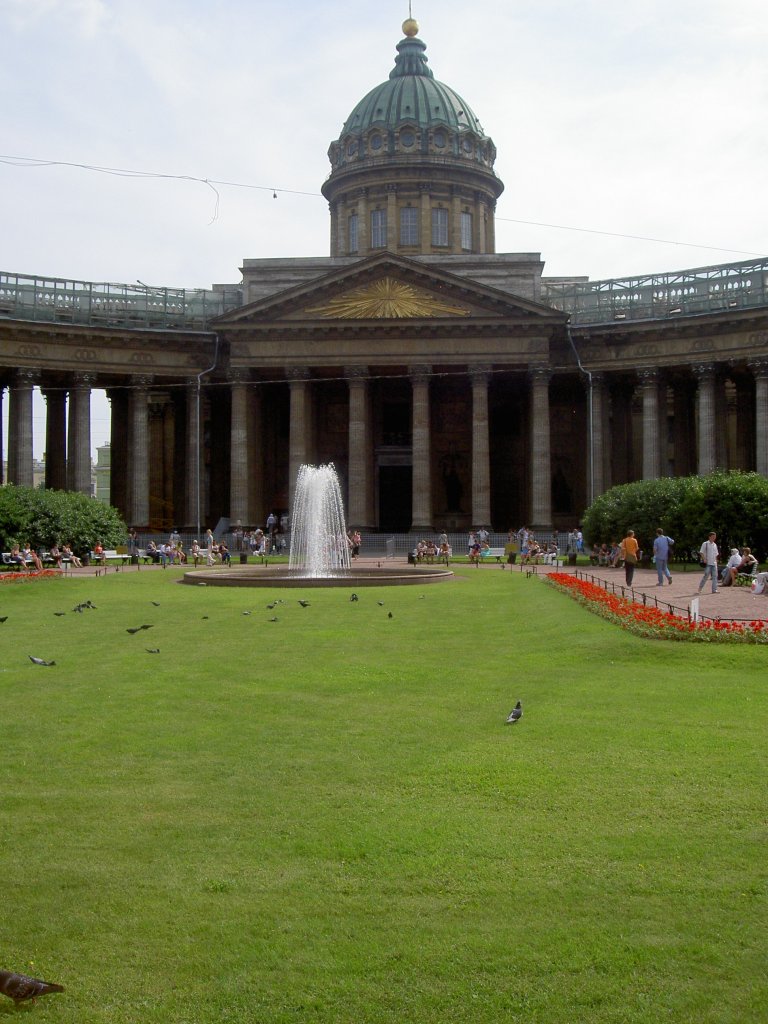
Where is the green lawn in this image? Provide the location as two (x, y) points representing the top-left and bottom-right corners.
(1, 569), (765, 1023)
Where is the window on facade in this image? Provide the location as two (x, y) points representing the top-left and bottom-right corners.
(400, 207), (419, 246)
(431, 207), (448, 247)
(371, 209), (387, 248)
(348, 213), (358, 254)
(460, 211), (473, 251)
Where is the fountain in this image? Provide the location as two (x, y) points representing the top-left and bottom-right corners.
(182, 463), (453, 587)
(288, 464), (350, 577)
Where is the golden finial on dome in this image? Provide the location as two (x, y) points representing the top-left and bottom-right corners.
(402, 17), (419, 37)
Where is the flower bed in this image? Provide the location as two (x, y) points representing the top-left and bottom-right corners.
(0, 569), (61, 585)
(546, 572), (768, 644)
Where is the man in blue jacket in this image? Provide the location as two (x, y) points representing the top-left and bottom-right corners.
(653, 528), (674, 586)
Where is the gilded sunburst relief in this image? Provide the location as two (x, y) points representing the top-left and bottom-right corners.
(305, 276), (471, 319)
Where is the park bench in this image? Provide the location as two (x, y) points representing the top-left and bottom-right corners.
(90, 547), (131, 574)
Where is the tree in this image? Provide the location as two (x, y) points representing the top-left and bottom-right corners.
(0, 485), (126, 556)
(582, 472), (768, 562)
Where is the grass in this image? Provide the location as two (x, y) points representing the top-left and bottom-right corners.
(0, 568), (766, 1023)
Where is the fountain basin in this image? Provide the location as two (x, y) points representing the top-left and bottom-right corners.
(181, 566), (453, 588)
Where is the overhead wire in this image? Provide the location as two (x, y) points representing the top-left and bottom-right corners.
(0, 152), (763, 258)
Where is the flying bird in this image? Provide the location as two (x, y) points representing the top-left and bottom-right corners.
(506, 701), (523, 724)
(28, 656), (56, 666)
(0, 969), (64, 1004)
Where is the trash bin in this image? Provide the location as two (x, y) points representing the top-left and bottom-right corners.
(507, 553), (517, 564)
(568, 553), (577, 566)
(130, 554), (139, 565)
(239, 553), (248, 564)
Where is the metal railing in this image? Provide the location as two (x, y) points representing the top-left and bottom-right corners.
(0, 272), (242, 331)
(3, 255), (767, 332)
(543, 256), (768, 325)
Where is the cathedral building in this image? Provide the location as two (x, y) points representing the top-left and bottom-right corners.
(1, 18), (767, 535)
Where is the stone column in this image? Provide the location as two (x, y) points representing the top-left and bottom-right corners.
(419, 184), (431, 254)
(589, 371), (607, 500)
(694, 363), (717, 475)
(356, 188), (369, 253)
(529, 368), (552, 531)
(470, 365), (491, 526)
(346, 366), (372, 528)
(638, 368), (661, 480)
(329, 201), (339, 257)
(127, 375), (152, 527)
(450, 187), (462, 254)
(43, 386), (68, 491)
(475, 192), (487, 253)
(229, 370), (250, 525)
(386, 185), (397, 250)
(410, 364), (433, 530)
(749, 358), (768, 476)
(185, 380), (202, 532)
(67, 372), (95, 494)
(107, 387), (128, 519)
(7, 369), (38, 487)
(288, 368), (311, 515)
(246, 386), (264, 525)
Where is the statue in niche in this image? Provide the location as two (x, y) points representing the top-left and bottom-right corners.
(441, 454), (465, 513)
(552, 464), (573, 514)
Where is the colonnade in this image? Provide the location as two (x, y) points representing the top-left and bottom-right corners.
(2, 357), (768, 530)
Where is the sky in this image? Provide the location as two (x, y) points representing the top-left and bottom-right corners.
(2, 0), (767, 458)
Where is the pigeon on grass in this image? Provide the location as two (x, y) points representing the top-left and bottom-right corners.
(0, 969), (64, 1003)
(28, 656), (56, 667)
(298, 600), (310, 608)
(506, 701), (523, 724)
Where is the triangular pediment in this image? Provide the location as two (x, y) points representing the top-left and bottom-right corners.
(215, 253), (565, 327)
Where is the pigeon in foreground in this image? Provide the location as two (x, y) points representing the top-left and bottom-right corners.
(54, 612), (66, 617)
(506, 701), (523, 724)
(388, 611), (394, 619)
(0, 969), (64, 1003)
(298, 600), (310, 608)
(0, 616), (8, 623)
(28, 656), (56, 667)
(146, 648), (160, 654)
(268, 616), (279, 622)
(150, 601), (161, 607)
(350, 593), (359, 602)
(139, 624), (154, 631)
(377, 601), (385, 606)
(126, 627), (142, 634)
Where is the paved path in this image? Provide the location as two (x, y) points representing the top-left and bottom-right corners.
(61, 556), (768, 623)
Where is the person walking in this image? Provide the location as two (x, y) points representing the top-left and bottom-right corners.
(653, 528), (674, 586)
(698, 531), (719, 594)
(620, 529), (639, 586)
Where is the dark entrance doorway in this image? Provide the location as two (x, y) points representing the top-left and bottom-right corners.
(378, 466), (412, 531)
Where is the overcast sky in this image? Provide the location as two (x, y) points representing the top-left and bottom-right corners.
(2, 0), (767, 457)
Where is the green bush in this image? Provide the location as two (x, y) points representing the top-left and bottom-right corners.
(582, 471), (768, 561)
(0, 484), (126, 555)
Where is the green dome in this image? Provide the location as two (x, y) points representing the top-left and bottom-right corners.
(340, 34), (486, 138)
